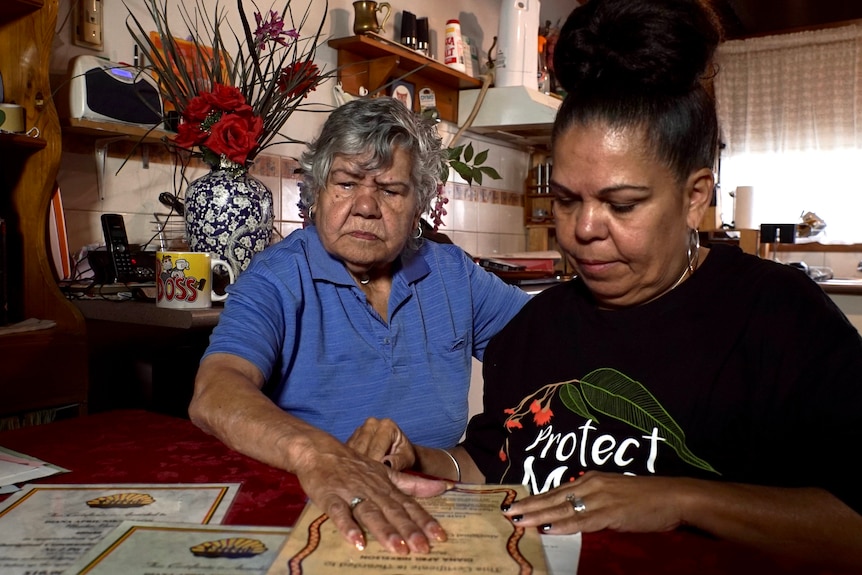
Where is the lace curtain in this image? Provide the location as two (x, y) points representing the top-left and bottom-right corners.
(714, 26), (862, 243)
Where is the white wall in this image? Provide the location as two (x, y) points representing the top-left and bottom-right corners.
(51, 0), (544, 258)
(828, 294), (862, 334)
(540, 0), (579, 27)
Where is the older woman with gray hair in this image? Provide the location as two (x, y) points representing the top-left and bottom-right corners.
(189, 97), (529, 555)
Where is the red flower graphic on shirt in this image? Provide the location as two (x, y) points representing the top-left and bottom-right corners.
(502, 386), (562, 432)
(529, 399), (554, 426)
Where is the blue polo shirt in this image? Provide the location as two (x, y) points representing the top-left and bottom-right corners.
(204, 227), (530, 447)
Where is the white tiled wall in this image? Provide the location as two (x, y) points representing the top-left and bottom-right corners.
(51, 0), (536, 259)
(57, 125), (530, 261)
(434, 124), (530, 256)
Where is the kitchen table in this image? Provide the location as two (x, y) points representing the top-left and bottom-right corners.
(0, 410), (843, 574)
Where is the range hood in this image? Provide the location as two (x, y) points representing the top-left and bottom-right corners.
(458, 86), (562, 147)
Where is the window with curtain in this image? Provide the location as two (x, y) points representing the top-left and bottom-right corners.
(714, 25), (862, 243)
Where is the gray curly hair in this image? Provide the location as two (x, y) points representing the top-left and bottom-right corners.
(299, 97), (447, 236)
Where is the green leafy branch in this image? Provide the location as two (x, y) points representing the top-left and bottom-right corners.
(445, 142), (502, 185)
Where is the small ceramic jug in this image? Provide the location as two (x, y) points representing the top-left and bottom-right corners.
(352, 1), (391, 35)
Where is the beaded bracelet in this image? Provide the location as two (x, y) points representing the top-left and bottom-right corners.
(437, 448), (461, 482)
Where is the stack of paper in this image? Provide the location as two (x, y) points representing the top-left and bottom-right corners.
(0, 446), (66, 493)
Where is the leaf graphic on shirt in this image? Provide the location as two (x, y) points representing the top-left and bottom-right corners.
(560, 382), (599, 422)
(576, 368), (719, 475)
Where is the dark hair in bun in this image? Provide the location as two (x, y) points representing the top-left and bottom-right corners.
(552, 0), (722, 182)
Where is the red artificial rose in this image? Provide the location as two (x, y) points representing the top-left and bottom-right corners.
(230, 103), (256, 118)
(174, 119), (208, 149)
(204, 112), (264, 165)
(278, 61), (320, 99)
(182, 94), (215, 124)
(203, 84), (248, 112)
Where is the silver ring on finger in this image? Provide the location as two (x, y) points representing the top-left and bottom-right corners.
(348, 496), (366, 510)
(565, 493), (587, 514)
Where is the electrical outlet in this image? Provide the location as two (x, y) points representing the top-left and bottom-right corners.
(72, 0), (104, 51)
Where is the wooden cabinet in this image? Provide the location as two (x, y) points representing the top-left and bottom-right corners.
(327, 35), (482, 124)
(0, 0), (88, 422)
(523, 150), (555, 252)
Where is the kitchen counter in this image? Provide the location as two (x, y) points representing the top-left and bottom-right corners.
(72, 298), (222, 329)
(816, 279), (862, 296)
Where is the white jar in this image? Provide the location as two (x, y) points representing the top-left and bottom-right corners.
(444, 19), (466, 73)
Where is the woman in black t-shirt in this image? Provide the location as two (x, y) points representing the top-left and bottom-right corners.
(346, 0), (862, 570)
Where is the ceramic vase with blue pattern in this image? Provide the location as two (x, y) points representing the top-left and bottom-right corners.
(184, 168), (274, 276)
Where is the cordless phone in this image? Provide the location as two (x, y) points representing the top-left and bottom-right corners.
(100, 213), (134, 283)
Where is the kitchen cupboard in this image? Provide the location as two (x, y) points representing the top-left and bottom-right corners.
(523, 149), (554, 252)
(0, 0), (89, 423)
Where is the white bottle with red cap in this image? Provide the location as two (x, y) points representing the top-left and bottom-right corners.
(444, 19), (466, 72)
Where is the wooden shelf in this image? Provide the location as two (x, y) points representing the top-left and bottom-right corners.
(0, 133), (47, 152)
(524, 194), (554, 227)
(62, 117), (173, 145)
(3, 0), (43, 22)
(327, 34), (482, 124)
(773, 241), (862, 252)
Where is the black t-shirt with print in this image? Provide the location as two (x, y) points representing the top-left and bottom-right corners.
(463, 244), (862, 513)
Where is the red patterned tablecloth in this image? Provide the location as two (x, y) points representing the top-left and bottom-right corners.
(0, 410), (840, 574)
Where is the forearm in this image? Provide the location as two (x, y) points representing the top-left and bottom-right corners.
(413, 445), (485, 484)
(191, 355), (451, 556)
(678, 478), (862, 569)
(189, 354), (344, 475)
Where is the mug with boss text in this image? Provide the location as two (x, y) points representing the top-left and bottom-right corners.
(156, 251), (235, 309)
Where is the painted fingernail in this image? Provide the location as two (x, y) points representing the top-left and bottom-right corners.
(390, 535), (409, 555)
(540, 524), (552, 532)
(428, 522), (447, 542)
(408, 533), (430, 554)
(500, 503), (511, 512)
(511, 514), (523, 523)
(349, 530), (366, 551)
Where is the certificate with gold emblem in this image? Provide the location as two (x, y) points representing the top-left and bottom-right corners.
(0, 483), (239, 575)
(266, 484), (549, 575)
(65, 521), (292, 575)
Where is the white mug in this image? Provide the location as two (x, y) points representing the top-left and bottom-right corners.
(156, 251), (235, 309)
